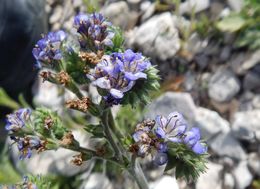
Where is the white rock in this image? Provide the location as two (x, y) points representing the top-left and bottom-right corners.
(224, 173), (235, 189)
(233, 161), (253, 189)
(196, 162), (223, 189)
(130, 13), (181, 60)
(227, 0), (244, 12)
(82, 173), (113, 189)
(208, 68), (240, 102)
(231, 110), (260, 141)
(184, 33), (208, 56)
(151, 176), (179, 189)
(209, 132), (247, 160)
(195, 107), (230, 140)
(248, 153), (260, 177)
(179, 0), (210, 15)
(101, 1), (130, 29)
(145, 92), (197, 124)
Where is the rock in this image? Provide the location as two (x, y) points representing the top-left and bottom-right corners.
(179, 0), (210, 15)
(129, 13), (181, 61)
(220, 46), (232, 62)
(208, 68), (240, 102)
(243, 70), (260, 92)
(252, 95), (260, 109)
(233, 161), (253, 189)
(248, 153), (260, 177)
(183, 71), (196, 91)
(209, 132), (247, 160)
(227, 0), (244, 12)
(184, 33), (208, 56)
(196, 162), (223, 189)
(11, 130), (91, 176)
(194, 107), (230, 140)
(101, 1), (130, 29)
(224, 173), (235, 189)
(238, 91), (255, 111)
(231, 110), (260, 142)
(49, 5), (63, 24)
(151, 176), (179, 189)
(145, 92), (197, 124)
(141, 2), (155, 22)
(230, 50), (260, 75)
(81, 173), (113, 189)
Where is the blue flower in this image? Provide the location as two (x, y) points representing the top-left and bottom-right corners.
(74, 13), (114, 50)
(154, 112), (188, 143)
(5, 108), (31, 132)
(183, 128), (207, 154)
(87, 49), (152, 105)
(32, 30), (66, 68)
(11, 136), (42, 159)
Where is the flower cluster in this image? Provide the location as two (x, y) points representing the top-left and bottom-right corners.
(32, 30), (66, 68)
(131, 112), (207, 166)
(74, 13), (114, 51)
(5, 108), (31, 131)
(87, 49), (152, 105)
(5, 109), (46, 159)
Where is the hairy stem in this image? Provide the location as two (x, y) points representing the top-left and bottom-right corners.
(129, 155), (149, 189)
(101, 110), (123, 163)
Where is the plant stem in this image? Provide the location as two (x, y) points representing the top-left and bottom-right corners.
(101, 110), (123, 163)
(129, 155), (149, 189)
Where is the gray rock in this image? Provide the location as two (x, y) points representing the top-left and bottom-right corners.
(183, 71), (196, 91)
(150, 176), (179, 189)
(243, 71), (260, 92)
(49, 5), (63, 24)
(227, 0), (244, 12)
(248, 153), (260, 177)
(232, 110), (260, 142)
(252, 95), (260, 109)
(196, 162), (223, 189)
(81, 173), (113, 189)
(145, 92), (197, 124)
(101, 1), (130, 29)
(224, 173), (235, 189)
(129, 13), (181, 61)
(230, 50), (260, 75)
(184, 33), (208, 56)
(209, 132), (247, 160)
(233, 161), (253, 189)
(208, 68), (240, 102)
(195, 107), (230, 140)
(179, 0), (210, 15)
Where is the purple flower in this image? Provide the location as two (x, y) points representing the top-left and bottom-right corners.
(183, 128), (207, 154)
(74, 13), (114, 50)
(11, 136), (42, 159)
(32, 30), (66, 68)
(154, 112), (188, 143)
(5, 108), (31, 132)
(87, 49), (152, 105)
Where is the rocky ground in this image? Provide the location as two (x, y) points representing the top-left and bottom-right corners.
(14, 0), (260, 189)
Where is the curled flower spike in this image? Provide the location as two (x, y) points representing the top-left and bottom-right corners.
(5, 108), (31, 132)
(11, 136), (45, 159)
(87, 49), (152, 105)
(32, 30), (66, 68)
(74, 13), (114, 51)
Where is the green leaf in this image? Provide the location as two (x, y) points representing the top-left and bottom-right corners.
(84, 124), (104, 137)
(0, 88), (20, 109)
(217, 15), (246, 32)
